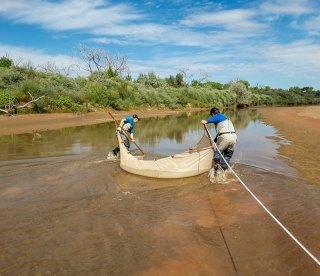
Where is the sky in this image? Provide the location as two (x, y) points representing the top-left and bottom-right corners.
(0, 0), (320, 89)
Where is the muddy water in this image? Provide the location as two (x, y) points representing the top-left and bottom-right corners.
(0, 109), (319, 275)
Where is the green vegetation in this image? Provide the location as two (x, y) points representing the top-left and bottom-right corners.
(0, 54), (319, 114)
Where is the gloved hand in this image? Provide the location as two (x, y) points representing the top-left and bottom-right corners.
(117, 127), (122, 132)
(201, 120), (207, 124)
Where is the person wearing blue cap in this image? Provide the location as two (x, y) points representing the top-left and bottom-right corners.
(201, 107), (237, 171)
(112, 114), (140, 156)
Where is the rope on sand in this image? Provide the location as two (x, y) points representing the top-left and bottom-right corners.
(208, 131), (320, 267)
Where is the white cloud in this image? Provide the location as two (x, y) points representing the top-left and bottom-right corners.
(0, 43), (80, 73)
(128, 39), (320, 88)
(0, 0), (141, 32)
(89, 23), (258, 48)
(129, 47), (249, 82)
(0, 1), (29, 12)
(260, 0), (316, 15)
(94, 23), (168, 39)
(262, 40), (320, 69)
(180, 9), (264, 32)
(304, 15), (320, 35)
(0, 0), (267, 48)
(88, 37), (126, 45)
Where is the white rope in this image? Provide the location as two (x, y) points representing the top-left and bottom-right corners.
(207, 128), (320, 267)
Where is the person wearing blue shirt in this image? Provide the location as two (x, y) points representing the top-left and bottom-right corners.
(201, 107), (237, 172)
(113, 114), (140, 156)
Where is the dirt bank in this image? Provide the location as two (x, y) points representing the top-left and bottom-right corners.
(0, 109), (205, 137)
(259, 105), (320, 185)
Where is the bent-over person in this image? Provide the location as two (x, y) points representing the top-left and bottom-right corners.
(113, 114), (140, 156)
(201, 107), (237, 171)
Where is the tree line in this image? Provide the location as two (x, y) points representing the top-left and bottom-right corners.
(0, 47), (319, 115)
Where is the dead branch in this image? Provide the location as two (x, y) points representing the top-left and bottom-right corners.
(0, 108), (9, 114)
(78, 44), (129, 76)
(18, 95), (45, 109)
(0, 93), (45, 115)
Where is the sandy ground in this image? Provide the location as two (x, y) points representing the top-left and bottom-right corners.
(259, 105), (320, 185)
(0, 109), (204, 137)
(1, 157), (319, 275)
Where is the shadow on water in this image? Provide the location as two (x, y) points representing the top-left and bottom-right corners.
(0, 108), (320, 275)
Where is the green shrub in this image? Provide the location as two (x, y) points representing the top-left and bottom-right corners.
(0, 56), (13, 68)
(0, 91), (16, 105)
(48, 95), (87, 113)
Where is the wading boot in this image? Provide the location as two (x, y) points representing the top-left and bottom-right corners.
(214, 162), (221, 177)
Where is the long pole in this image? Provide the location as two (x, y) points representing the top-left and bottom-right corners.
(108, 112), (145, 155)
(203, 124), (214, 147)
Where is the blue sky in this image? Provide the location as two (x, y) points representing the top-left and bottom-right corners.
(0, 0), (320, 89)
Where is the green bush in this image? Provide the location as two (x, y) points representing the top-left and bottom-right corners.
(85, 82), (118, 107)
(20, 79), (42, 97)
(48, 95), (87, 113)
(0, 91), (16, 105)
(0, 67), (25, 89)
(229, 81), (252, 106)
(136, 72), (165, 88)
(0, 56), (13, 68)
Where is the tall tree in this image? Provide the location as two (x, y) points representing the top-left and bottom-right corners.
(229, 80), (252, 107)
(78, 45), (129, 76)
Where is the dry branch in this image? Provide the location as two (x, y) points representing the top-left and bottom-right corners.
(0, 93), (45, 115)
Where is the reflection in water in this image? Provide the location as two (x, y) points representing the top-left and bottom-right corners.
(137, 108), (260, 146)
(0, 123), (114, 160)
(1, 108), (320, 275)
(0, 109), (291, 175)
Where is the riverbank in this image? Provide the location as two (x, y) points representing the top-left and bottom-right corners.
(259, 105), (320, 185)
(0, 108), (206, 136)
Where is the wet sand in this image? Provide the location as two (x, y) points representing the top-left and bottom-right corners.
(1, 106), (320, 275)
(259, 105), (320, 185)
(1, 157), (319, 275)
(0, 109), (204, 137)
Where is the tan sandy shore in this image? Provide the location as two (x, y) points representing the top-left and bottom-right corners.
(0, 109), (205, 137)
(259, 105), (320, 185)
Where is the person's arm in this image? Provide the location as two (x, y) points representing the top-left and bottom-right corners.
(202, 114), (227, 127)
(206, 116), (220, 124)
(201, 117), (218, 124)
(117, 119), (125, 131)
(128, 123), (135, 141)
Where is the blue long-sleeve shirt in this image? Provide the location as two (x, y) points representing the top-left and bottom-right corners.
(123, 116), (135, 134)
(207, 113), (228, 125)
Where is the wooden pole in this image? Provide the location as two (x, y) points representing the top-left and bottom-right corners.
(108, 111), (119, 129)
